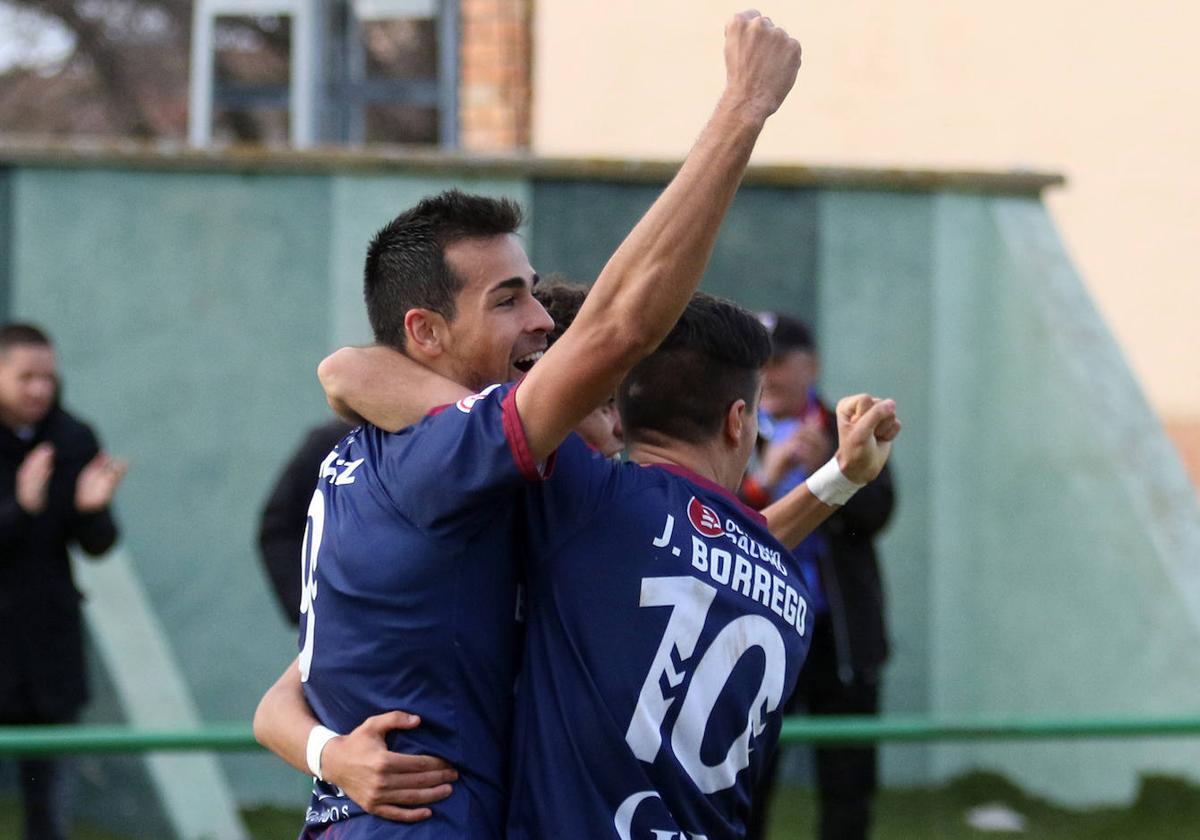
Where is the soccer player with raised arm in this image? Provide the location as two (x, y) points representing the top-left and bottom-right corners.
(310, 296), (897, 838)
(252, 12), (872, 837)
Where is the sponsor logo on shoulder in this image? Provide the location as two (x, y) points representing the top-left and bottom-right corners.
(456, 383), (504, 414)
(687, 496), (724, 538)
(683, 497), (788, 577)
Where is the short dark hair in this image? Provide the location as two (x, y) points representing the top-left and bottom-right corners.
(533, 276), (588, 346)
(0, 323), (52, 354)
(758, 311), (814, 356)
(619, 293), (771, 446)
(364, 190), (524, 350)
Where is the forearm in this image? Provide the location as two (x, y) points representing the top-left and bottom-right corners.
(253, 658), (320, 775)
(318, 346), (470, 432)
(579, 100), (766, 353)
(515, 110), (762, 461)
(575, 16), (799, 354)
(518, 18), (800, 459)
(762, 482), (835, 550)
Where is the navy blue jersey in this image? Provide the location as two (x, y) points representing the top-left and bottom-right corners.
(508, 436), (812, 839)
(298, 382), (543, 838)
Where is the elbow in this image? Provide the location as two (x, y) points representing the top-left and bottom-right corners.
(252, 692), (272, 749)
(589, 265), (676, 354)
(317, 353), (363, 424)
(597, 317), (666, 371)
(317, 351), (350, 408)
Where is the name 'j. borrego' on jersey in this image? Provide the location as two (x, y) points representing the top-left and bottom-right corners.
(507, 417), (813, 839)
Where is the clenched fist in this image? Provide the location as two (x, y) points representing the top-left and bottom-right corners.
(834, 394), (901, 485)
(722, 10), (803, 123)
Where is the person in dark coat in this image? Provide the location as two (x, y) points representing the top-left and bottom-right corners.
(257, 419), (354, 625)
(741, 314), (895, 840)
(0, 322), (126, 840)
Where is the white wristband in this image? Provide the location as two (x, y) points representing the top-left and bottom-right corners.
(306, 725), (340, 781)
(806, 456), (864, 507)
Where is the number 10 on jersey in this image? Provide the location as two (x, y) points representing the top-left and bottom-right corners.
(625, 576), (788, 794)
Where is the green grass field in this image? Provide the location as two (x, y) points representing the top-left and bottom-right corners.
(765, 772), (1200, 839)
(5, 771), (1199, 839)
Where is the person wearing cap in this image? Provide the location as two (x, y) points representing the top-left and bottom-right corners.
(741, 313), (896, 840)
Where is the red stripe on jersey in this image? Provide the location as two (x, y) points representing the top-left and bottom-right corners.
(502, 381), (556, 482)
(653, 463), (768, 526)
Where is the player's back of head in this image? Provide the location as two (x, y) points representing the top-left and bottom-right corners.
(618, 292), (770, 447)
(364, 190), (524, 350)
(533, 276), (589, 346)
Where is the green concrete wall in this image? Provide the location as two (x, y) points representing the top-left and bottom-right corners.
(8, 165), (334, 806)
(816, 190), (940, 783)
(918, 195), (1200, 803)
(0, 168), (11, 321)
(530, 182), (820, 319)
(1, 156), (1196, 824)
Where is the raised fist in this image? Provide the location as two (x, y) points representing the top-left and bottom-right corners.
(723, 10), (803, 122)
(834, 394), (901, 485)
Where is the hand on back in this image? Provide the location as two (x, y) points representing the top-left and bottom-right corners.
(321, 711), (458, 822)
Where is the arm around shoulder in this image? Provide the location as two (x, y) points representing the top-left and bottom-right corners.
(318, 346), (470, 433)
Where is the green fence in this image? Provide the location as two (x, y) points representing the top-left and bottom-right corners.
(4, 716), (1200, 756)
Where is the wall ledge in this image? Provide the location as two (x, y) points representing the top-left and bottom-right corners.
(0, 137), (1064, 196)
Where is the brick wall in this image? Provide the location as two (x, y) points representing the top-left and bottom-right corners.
(459, 0), (531, 151)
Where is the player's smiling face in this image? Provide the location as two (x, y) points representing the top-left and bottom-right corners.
(441, 234), (553, 391)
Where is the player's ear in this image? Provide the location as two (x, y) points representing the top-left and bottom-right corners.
(724, 398), (748, 448)
(404, 309), (448, 358)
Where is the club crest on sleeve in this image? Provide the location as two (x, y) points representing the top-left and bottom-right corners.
(687, 496), (724, 538)
(456, 383), (504, 414)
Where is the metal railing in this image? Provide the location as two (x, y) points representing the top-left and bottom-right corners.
(3, 715), (1200, 756)
(0, 724), (255, 756)
(778, 714), (1200, 745)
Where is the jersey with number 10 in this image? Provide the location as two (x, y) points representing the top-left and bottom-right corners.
(508, 436), (813, 839)
(297, 383), (542, 839)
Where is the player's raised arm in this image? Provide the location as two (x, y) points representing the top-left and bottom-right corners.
(319, 345), (471, 432)
(515, 11), (803, 462)
(764, 395), (900, 548)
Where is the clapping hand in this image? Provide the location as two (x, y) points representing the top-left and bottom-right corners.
(16, 442), (55, 514)
(75, 452), (128, 513)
